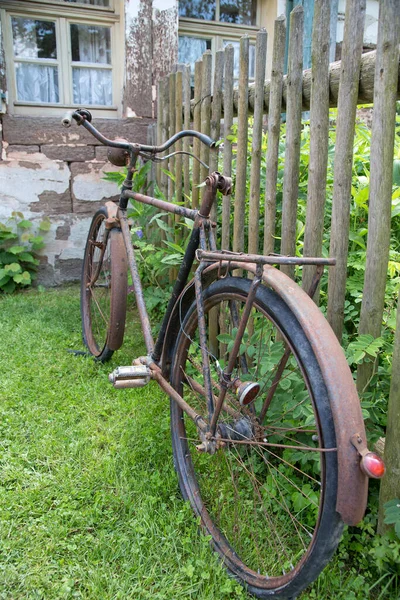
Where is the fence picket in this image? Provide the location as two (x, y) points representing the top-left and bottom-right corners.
(263, 15), (286, 257)
(192, 59), (203, 209)
(222, 45), (235, 251)
(302, 0), (331, 296)
(327, 0), (367, 339)
(357, 0), (400, 391)
(280, 5), (304, 280)
(248, 29), (268, 256)
(233, 35), (250, 260)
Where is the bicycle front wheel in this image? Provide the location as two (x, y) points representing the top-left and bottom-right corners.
(170, 277), (343, 599)
(81, 207), (127, 362)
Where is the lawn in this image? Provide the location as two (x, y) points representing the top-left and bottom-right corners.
(0, 287), (388, 599)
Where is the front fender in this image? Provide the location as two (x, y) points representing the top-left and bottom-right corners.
(162, 261), (368, 525)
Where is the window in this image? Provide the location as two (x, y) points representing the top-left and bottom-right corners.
(1, 0), (122, 117)
(178, 0), (259, 80)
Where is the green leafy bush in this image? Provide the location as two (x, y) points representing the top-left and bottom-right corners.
(0, 212), (50, 293)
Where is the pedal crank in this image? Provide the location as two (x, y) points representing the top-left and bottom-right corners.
(109, 365), (151, 389)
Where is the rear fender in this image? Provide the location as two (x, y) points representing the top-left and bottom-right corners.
(162, 261), (368, 525)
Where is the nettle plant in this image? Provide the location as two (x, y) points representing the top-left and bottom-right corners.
(0, 212), (50, 293)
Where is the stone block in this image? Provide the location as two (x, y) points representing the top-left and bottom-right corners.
(41, 145), (95, 162)
(95, 146), (109, 161)
(6, 145), (40, 155)
(2, 115), (154, 146)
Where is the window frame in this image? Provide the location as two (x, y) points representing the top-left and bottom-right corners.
(1, 0), (123, 117)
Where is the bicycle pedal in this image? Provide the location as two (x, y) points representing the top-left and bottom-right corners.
(109, 365), (151, 389)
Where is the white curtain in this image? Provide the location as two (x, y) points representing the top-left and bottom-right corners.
(178, 36), (209, 71)
(73, 68), (112, 105)
(15, 63), (59, 103)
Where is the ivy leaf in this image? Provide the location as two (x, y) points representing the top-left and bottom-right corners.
(39, 219), (51, 232)
(5, 262), (22, 274)
(2, 279), (16, 293)
(17, 219), (33, 229)
(13, 271), (31, 285)
(8, 245), (25, 255)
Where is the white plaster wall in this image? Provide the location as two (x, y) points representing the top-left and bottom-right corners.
(337, 0), (379, 45)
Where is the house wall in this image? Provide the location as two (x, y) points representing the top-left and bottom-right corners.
(0, 0), (177, 286)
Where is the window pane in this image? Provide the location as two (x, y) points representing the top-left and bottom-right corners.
(220, 0), (257, 25)
(70, 24), (111, 64)
(15, 63), (59, 102)
(223, 40), (255, 79)
(64, 0), (110, 5)
(179, 0), (216, 21)
(73, 67), (112, 105)
(179, 36), (211, 71)
(12, 18), (57, 59)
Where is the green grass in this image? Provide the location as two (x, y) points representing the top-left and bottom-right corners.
(0, 287), (394, 599)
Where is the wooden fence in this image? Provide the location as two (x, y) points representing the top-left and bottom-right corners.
(155, 0), (400, 392)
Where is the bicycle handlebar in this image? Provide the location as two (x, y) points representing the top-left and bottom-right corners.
(61, 109), (216, 153)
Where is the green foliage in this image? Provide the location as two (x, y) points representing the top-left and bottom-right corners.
(0, 212), (49, 293)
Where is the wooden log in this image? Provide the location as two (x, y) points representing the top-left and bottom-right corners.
(263, 15), (286, 256)
(233, 35), (250, 261)
(248, 29), (267, 256)
(280, 5), (304, 280)
(302, 0), (331, 296)
(192, 50), (400, 118)
(327, 0), (367, 339)
(192, 59), (203, 209)
(222, 45), (235, 251)
(357, 0), (400, 393)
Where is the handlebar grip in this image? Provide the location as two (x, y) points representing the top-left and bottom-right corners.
(62, 111), (74, 128)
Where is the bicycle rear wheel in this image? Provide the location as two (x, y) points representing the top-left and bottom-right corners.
(81, 207), (127, 362)
(170, 277), (343, 599)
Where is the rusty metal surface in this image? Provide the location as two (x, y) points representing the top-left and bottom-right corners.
(197, 249), (336, 266)
(119, 210), (154, 355)
(161, 260), (368, 525)
(124, 190), (197, 221)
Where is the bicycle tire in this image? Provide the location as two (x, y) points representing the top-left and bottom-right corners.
(170, 277), (343, 599)
(80, 207), (127, 362)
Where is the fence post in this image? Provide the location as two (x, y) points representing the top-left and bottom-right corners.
(280, 5), (304, 280)
(209, 49), (224, 220)
(222, 45), (235, 251)
(248, 29), (268, 256)
(233, 35), (250, 260)
(263, 15), (286, 257)
(302, 0), (331, 296)
(192, 59), (203, 209)
(183, 64), (191, 205)
(200, 51), (212, 195)
(357, 0), (400, 392)
(327, 0), (367, 339)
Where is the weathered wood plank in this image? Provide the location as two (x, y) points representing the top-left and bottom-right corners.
(222, 45), (235, 251)
(248, 29), (267, 256)
(263, 15), (286, 256)
(327, 0), (367, 338)
(302, 0), (331, 295)
(357, 0), (400, 392)
(209, 49), (224, 221)
(280, 5), (304, 280)
(183, 64), (191, 204)
(200, 51), (213, 195)
(233, 35), (250, 259)
(192, 59), (203, 209)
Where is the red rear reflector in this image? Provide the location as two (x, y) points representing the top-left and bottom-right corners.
(360, 452), (386, 479)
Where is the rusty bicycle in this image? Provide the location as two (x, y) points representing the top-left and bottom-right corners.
(62, 108), (385, 599)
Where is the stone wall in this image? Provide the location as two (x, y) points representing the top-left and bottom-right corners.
(0, 115), (153, 285)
